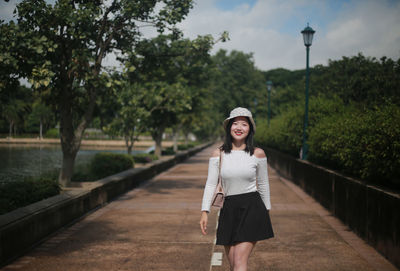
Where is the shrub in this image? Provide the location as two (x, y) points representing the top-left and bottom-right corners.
(0, 176), (60, 215)
(132, 153), (159, 163)
(178, 142), (198, 150)
(71, 163), (93, 182)
(72, 153), (138, 182)
(150, 147), (176, 155)
(255, 95), (346, 157)
(308, 103), (400, 186)
(162, 147), (176, 155)
(90, 152), (134, 180)
(45, 128), (59, 138)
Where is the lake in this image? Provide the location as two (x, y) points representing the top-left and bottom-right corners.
(0, 144), (143, 183)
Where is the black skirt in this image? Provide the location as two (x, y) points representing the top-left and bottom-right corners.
(216, 191), (274, 245)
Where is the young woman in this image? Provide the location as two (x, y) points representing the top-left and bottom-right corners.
(200, 107), (274, 271)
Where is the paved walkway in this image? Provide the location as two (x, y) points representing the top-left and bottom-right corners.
(1, 144), (398, 271)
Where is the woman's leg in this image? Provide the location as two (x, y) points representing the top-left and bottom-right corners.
(224, 245), (234, 270)
(232, 241), (256, 271)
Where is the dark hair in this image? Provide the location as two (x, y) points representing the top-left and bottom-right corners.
(221, 117), (255, 155)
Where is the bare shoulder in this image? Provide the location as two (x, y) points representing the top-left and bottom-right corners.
(254, 147), (266, 158)
(211, 148), (221, 158)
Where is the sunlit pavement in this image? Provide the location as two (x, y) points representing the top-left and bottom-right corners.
(1, 144), (398, 271)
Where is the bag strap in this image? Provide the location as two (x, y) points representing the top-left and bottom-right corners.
(218, 150), (223, 187)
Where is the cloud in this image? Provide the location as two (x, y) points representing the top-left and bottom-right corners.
(178, 0), (400, 71)
(315, 0), (400, 64)
(0, 1), (20, 22)
(2, 0), (399, 72)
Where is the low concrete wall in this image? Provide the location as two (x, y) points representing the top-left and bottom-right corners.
(265, 147), (400, 269)
(0, 142), (212, 267)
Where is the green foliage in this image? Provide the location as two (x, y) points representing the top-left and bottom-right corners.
(311, 54), (400, 105)
(0, 176), (60, 215)
(132, 153), (159, 163)
(25, 100), (54, 134)
(257, 53), (400, 188)
(1, 0), (195, 185)
(178, 142), (198, 150)
(255, 95), (346, 157)
(89, 152), (134, 180)
(150, 146), (176, 155)
(45, 128), (59, 138)
(71, 164), (93, 182)
(124, 34), (217, 153)
(0, 86), (32, 136)
(162, 147), (176, 155)
(308, 103), (400, 185)
(262, 68), (304, 88)
(210, 50), (266, 119)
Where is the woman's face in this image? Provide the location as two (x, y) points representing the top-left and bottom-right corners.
(230, 116), (250, 142)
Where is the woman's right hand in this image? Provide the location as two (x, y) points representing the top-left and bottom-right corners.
(199, 211), (208, 235)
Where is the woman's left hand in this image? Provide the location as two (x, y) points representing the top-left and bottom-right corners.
(199, 211), (208, 235)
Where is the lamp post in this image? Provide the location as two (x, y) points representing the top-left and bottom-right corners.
(301, 23), (315, 160)
(266, 80), (273, 127)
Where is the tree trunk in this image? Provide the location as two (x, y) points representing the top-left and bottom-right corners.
(172, 127), (179, 153)
(58, 84), (96, 187)
(9, 121), (13, 138)
(58, 123), (82, 187)
(184, 132), (189, 145)
(58, 150), (78, 187)
(39, 118), (43, 140)
(125, 134), (134, 155)
(152, 127), (165, 157)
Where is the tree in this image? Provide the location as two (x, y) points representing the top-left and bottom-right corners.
(210, 50), (266, 120)
(125, 34), (220, 156)
(0, 85), (31, 137)
(25, 99), (53, 139)
(103, 82), (149, 154)
(0, 21), (24, 124)
(3, 0), (194, 186)
(138, 81), (192, 156)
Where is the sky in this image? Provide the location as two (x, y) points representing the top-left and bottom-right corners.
(1, 0), (400, 71)
(177, 0), (400, 70)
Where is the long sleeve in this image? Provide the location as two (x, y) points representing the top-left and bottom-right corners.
(256, 157), (271, 210)
(201, 157), (219, 212)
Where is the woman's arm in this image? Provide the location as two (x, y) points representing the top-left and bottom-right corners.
(255, 148), (271, 210)
(199, 148), (220, 235)
(200, 148), (220, 212)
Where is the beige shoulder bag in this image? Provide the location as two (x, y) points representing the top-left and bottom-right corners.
(211, 150), (224, 208)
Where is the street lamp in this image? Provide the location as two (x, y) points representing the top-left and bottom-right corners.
(301, 23), (315, 160)
(266, 80), (273, 127)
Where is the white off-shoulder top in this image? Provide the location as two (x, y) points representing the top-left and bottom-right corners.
(201, 150), (271, 212)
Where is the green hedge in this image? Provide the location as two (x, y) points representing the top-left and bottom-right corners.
(72, 152), (156, 182)
(132, 153), (159, 163)
(308, 103), (400, 185)
(0, 176), (60, 215)
(178, 142), (198, 150)
(150, 147), (176, 155)
(256, 99), (400, 188)
(44, 128), (59, 138)
(90, 152), (134, 180)
(255, 95), (345, 157)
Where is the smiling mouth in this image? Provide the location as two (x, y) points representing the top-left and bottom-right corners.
(234, 131), (243, 136)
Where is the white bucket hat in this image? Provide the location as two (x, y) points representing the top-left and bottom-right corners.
(223, 107), (256, 132)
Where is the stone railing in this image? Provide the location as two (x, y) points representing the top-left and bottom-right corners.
(264, 147), (400, 269)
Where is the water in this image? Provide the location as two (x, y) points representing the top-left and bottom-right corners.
(0, 144), (143, 182)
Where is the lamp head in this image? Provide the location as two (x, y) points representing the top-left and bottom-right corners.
(301, 24), (315, 47)
(266, 80), (273, 90)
